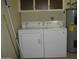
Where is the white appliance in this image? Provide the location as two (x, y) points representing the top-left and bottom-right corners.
(44, 21), (64, 28)
(19, 29), (43, 58)
(22, 21), (64, 28)
(22, 21), (43, 29)
(44, 28), (67, 57)
(18, 21), (67, 58)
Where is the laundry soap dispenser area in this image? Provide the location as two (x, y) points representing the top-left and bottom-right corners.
(18, 21), (67, 58)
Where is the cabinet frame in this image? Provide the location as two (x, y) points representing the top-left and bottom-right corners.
(18, 0), (65, 12)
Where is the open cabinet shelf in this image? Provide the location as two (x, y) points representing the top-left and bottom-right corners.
(21, 0), (33, 10)
(18, 0), (77, 12)
(19, 0), (65, 12)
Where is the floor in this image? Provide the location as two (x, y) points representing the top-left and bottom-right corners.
(22, 52), (77, 59)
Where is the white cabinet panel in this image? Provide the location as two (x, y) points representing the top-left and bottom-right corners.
(19, 29), (43, 58)
(44, 29), (67, 57)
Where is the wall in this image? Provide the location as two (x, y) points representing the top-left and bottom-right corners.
(7, 0), (21, 32)
(1, 15), (18, 59)
(1, 1), (17, 59)
(1, 0), (21, 59)
(21, 11), (66, 26)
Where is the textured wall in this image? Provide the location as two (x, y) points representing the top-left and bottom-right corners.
(21, 11), (66, 26)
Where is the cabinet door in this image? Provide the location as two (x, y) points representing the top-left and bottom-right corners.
(50, 0), (63, 9)
(21, 30), (43, 58)
(44, 29), (67, 57)
(21, 0), (33, 10)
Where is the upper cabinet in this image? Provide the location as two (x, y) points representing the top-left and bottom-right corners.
(19, 0), (63, 11)
(50, 0), (63, 9)
(19, 0), (77, 12)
